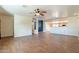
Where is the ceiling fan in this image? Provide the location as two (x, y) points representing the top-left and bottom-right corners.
(34, 8), (47, 16)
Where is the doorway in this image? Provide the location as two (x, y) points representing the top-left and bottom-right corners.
(38, 20), (43, 32)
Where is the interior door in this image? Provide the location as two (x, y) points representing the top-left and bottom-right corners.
(0, 19), (1, 39)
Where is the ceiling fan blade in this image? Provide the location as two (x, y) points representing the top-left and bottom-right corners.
(41, 11), (47, 13)
(40, 13), (44, 16)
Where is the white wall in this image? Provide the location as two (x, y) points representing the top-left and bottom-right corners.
(1, 16), (14, 37)
(14, 15), (32, 37)
(43, 21), (46, 32)
(47, 17), (79, 36)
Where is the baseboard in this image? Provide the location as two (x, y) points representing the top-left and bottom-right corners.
(50, 32), (78, 37)
(1, 36), (14, 39)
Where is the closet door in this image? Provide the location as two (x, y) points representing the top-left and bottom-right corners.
(1, 16), (14, 37)
(0, 16), (1, 39)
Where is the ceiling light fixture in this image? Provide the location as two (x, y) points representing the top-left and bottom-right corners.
(35, 13), (40, 16)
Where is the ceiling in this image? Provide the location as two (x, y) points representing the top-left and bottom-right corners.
(0, 5), (79, 19)
(0, 6), (12, 15)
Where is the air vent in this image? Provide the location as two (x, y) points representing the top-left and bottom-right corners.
(22, 5), (27, 8)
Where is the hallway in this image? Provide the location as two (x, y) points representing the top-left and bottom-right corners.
(0, 32), (79, 53)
